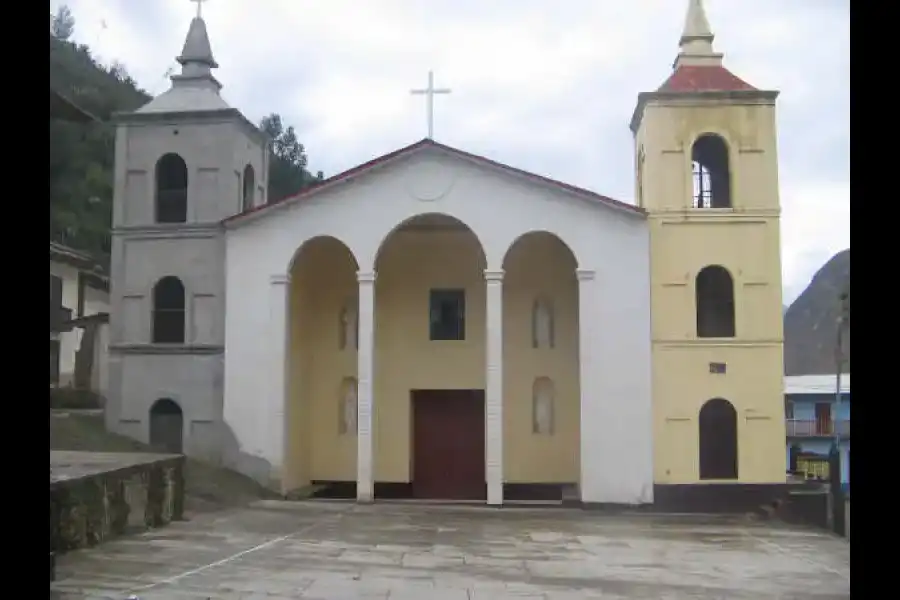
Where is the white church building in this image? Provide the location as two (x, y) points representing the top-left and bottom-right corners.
(107, 0), (790, 508)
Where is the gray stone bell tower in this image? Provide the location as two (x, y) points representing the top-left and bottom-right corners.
(106, 10), (268, 463)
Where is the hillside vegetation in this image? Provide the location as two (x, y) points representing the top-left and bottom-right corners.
(49, 6), (323, 265)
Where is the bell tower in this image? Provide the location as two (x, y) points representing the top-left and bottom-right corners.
(632, 0), (786, 486)
(106, 7), (269, 466)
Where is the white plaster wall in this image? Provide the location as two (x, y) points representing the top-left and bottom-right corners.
(50, 261), (81, 380)
(580, 246), (654, 504)
(50, 260), (110, 385)
(92, 322), (110, 398)
(83, 286), (109, 318)
(223, 146), (654, 504)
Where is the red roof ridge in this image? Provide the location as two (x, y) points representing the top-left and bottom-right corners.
(657, 64), (757, 94)
(223, 139), (643, 226)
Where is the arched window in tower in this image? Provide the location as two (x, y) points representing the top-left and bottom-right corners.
(532, 297), (555, 349)
(152, 276), (186, 343)
(241, 164), (255, 211)
(696, 265), (735, 338)
(532, 377), (555, 435)
(339, 303), (358, 350)
(698, 398), (738, 480)
(691, 134), (732, 209)
(338, 377), (358, 435)
(636, 146), (645, 207)
(155, 153), (188, 223)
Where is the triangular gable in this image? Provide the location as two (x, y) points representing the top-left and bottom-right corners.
(223, 138), (644, 227)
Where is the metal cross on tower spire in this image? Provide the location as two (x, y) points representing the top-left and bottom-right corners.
(410, 71), (451, 139)
(190, 0), (208, 18)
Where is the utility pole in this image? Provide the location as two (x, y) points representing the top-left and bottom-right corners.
(829, 288), (849, 536)
(832, 289), (850, 450)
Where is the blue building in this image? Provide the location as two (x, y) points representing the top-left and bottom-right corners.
(784, 374), (850, 493)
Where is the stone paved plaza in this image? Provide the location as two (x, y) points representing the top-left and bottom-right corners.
(51, 501), (850, 599)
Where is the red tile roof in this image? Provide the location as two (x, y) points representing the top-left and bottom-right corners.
(657, 65), (757, 93)
(223, 139), (643, 226)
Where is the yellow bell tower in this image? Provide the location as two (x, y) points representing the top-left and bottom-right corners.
(632, 0), (786, 487)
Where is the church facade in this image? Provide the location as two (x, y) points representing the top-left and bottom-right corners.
(106, 0), (787, 507)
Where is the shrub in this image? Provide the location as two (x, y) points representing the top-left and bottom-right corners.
(50, 388), (103, 410)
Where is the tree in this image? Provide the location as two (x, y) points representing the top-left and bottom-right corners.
(51, 5), (75, 40)
(50, 13), (151, 264)
(259, 113), (324, 203)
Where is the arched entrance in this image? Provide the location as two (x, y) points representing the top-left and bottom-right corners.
(149, 398), (183, 454)
(502, 231), (580, 497)
(374, 213), (487, 500)
(285, 236), (359, 496)
(698, 398), (738, 480)
(696, 265), (735, 338)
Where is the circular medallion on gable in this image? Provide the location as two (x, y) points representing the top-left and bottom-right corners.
(405, 160), (456, 202)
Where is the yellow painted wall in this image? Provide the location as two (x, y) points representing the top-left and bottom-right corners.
(502, 233), (580, 483)
(637, 99), (787, 484)
(283, 229), (580, 489)
(285, 237), (358, 491)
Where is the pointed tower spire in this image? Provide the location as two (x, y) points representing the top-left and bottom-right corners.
(135, 4), (229, 114)
(673, 0), (723, 69)
(172, 15), (221, 91)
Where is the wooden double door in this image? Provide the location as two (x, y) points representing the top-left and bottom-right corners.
(412, 389), (486, 500)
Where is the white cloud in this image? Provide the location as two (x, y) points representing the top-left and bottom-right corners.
(780, 180), (851, 303)
(52, 0), (849, 304)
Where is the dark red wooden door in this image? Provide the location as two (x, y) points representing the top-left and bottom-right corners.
(412, 390), (486, 500)
(815, 403), (831, 435)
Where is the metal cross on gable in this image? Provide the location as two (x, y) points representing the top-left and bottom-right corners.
(410, 71), (452, 139)
(190, 0), (208, 18)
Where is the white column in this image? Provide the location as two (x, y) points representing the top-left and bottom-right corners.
(576, 268), (596, 500)
(484, 269), (505, 506)
(267, 274), (290, 488)
(356, 270), (377, 503)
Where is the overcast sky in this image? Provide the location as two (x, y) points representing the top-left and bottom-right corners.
(53, 0), (849, 304)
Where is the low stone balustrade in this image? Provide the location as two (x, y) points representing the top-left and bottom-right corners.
(50, 451), (185, 555)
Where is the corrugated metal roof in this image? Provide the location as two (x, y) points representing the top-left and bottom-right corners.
(784, 374), (850, 395)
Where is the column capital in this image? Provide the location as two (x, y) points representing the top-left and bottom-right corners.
(357, 271), (377, 284)
(270, 274), (291, 285)
(576, 268), (596, 282)
(484, 269), (505, 282)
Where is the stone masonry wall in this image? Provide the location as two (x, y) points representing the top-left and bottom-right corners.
(50, 455), (185, 554)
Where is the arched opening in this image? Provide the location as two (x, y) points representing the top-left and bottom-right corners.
(149, 398), (183, 454)
(691, 134), (731, 209)
(155, 153), (188, 223)
(636, 146), (645, 208)
(241, 164), (255, 211)
(338, 377), (358, 435)
(502, 231), (579, 488)
(698, 398), (738, 480)
(286, 236), (359, 497)
(696, 265), (735, 338)
(532, 296), (555, 349)
(532, 377), (555, 435)
(152, 276), (186, 343)
(376, 213), (488, 500)
(338, 302), (358, 351)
